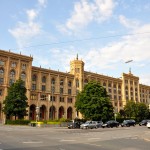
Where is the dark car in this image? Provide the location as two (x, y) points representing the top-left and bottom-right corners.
(139, 119), (150, 126)
(68, 121), (83, 129)
(102, 120), (119, 128)
(121, 120), (136, 127)
(96, 121), (103, 128)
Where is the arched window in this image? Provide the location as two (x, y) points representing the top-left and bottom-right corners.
(21, 72), (26, 81)
(10, 70), (15, 78)
(0, 68), (4, 84)
(103, 82), (106, 86)
(9, 70), (15, 85)
(68, 81), (72, 87)
(42, 76), (46, 83)
(76, 79), (79, 88)
(32, 74), (37, 82)
(118, 85), (121, 89)
(60, 79), (63, 86)
(108, 83), (111, 87)
(51, 78), (55, 85)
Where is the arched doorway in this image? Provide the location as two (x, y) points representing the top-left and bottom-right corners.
(67, 107), (72, 120)
(49, 106), (55, 120)
(58, 106), (64, 119)
(40, 105), (46, 120)
(29, 104), (36, 120)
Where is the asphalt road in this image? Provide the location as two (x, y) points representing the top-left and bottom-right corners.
(0, 124), (150, 150)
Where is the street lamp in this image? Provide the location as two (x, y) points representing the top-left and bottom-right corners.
(125, 60), (133, 73)
(35, 106), (40, 122)
(35, 93), (50, 122)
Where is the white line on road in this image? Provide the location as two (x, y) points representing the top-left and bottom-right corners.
(23, 141), (43, 144)
(60, 139), (76, 142)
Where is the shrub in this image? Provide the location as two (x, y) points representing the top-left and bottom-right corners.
(5, 120), (30, 125)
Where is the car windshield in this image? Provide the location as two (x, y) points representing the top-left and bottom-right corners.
(84, 121), (91, 124)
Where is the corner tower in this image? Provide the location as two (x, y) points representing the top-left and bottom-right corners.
(70, 54), (84, 92)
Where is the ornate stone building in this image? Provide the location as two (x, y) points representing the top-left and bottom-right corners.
(0, 49), (150, 121)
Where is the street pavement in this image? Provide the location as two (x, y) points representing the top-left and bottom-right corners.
(0, 124), (150, 150)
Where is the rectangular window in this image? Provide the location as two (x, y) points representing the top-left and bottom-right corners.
(0, 89), (2, 96)
(60, 88), (63, 94)
(60, 97), (64, 102)
(41, 94), (46, 100)
(9, 79), (15, 86)
(42, 85), (46, 91)
(50, 96), (55, 102)
(67, 98), (72, 103)
(32, 84), (36, 90)
(0, 78), (4, 84)
(0, 60), (4, 66)
(68, 89), (71, 95)
(31, 94), (37, 100)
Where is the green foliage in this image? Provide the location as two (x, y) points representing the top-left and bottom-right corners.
(3, 78), (28, 119)
(5, 119), (30, 125)
(75, 81), (114, 120)
(124, 101), (137, 118)
(124, 101), (149, 121)
(136, 102), (149, 121)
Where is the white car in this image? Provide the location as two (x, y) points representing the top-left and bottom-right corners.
(80, 121), (97, 129)
(147, 121), (150, 129)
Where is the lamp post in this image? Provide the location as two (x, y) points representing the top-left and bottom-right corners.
(35, 93), (50, 122)
(125, 60), (133, 73)
(35, 106), (40, 122)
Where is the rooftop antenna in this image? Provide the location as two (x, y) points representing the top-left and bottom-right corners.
(76, 53), (78, 60)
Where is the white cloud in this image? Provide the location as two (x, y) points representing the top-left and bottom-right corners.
(9, 21), (42, 48)
(119, 15), (140, 29)
(26, 9), (38, 21)
(8, 0), (47, 49)
(38, 0), (47, 7)
(58, 0), (116, 35)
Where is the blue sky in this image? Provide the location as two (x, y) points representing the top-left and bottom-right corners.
(1, 0), (150, 85)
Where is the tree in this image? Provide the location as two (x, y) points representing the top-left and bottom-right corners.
(3, 78), (28, 120)
(124, 101), (137, 118)
(119, 109), (126, 118)
(124, 101), (149, 121)
(136, 102), (149, 121)
(75, 81), (114, 121)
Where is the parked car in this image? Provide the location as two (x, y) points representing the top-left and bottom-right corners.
(95, 121), (103, 128)
(80, 121), (98, 129)
(68, 120), (83, 129)
(121, 120), (136, 127)
(102, 120), (119, 128)
(139, 119), (150, 126)
(147, 121), (150, 129)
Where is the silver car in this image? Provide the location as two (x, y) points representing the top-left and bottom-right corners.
(80, 121), (97, 129)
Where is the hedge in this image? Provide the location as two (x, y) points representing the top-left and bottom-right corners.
(5, 120), (30, 125)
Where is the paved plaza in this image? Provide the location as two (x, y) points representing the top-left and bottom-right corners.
(0, 125), (150, 150)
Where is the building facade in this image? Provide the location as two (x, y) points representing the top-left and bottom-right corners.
(0, 49), (150, 121)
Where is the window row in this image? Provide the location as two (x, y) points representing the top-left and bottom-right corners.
(32, 75), (73, 87)
(32, 84), (73, 94)
(30, 94), (73, 103)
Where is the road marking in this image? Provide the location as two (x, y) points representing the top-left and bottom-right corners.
(60, 139), (76, 142)
(23, 141), (43, 144)
(84, 143), (101, 147)
(88, 138), (101, 140)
